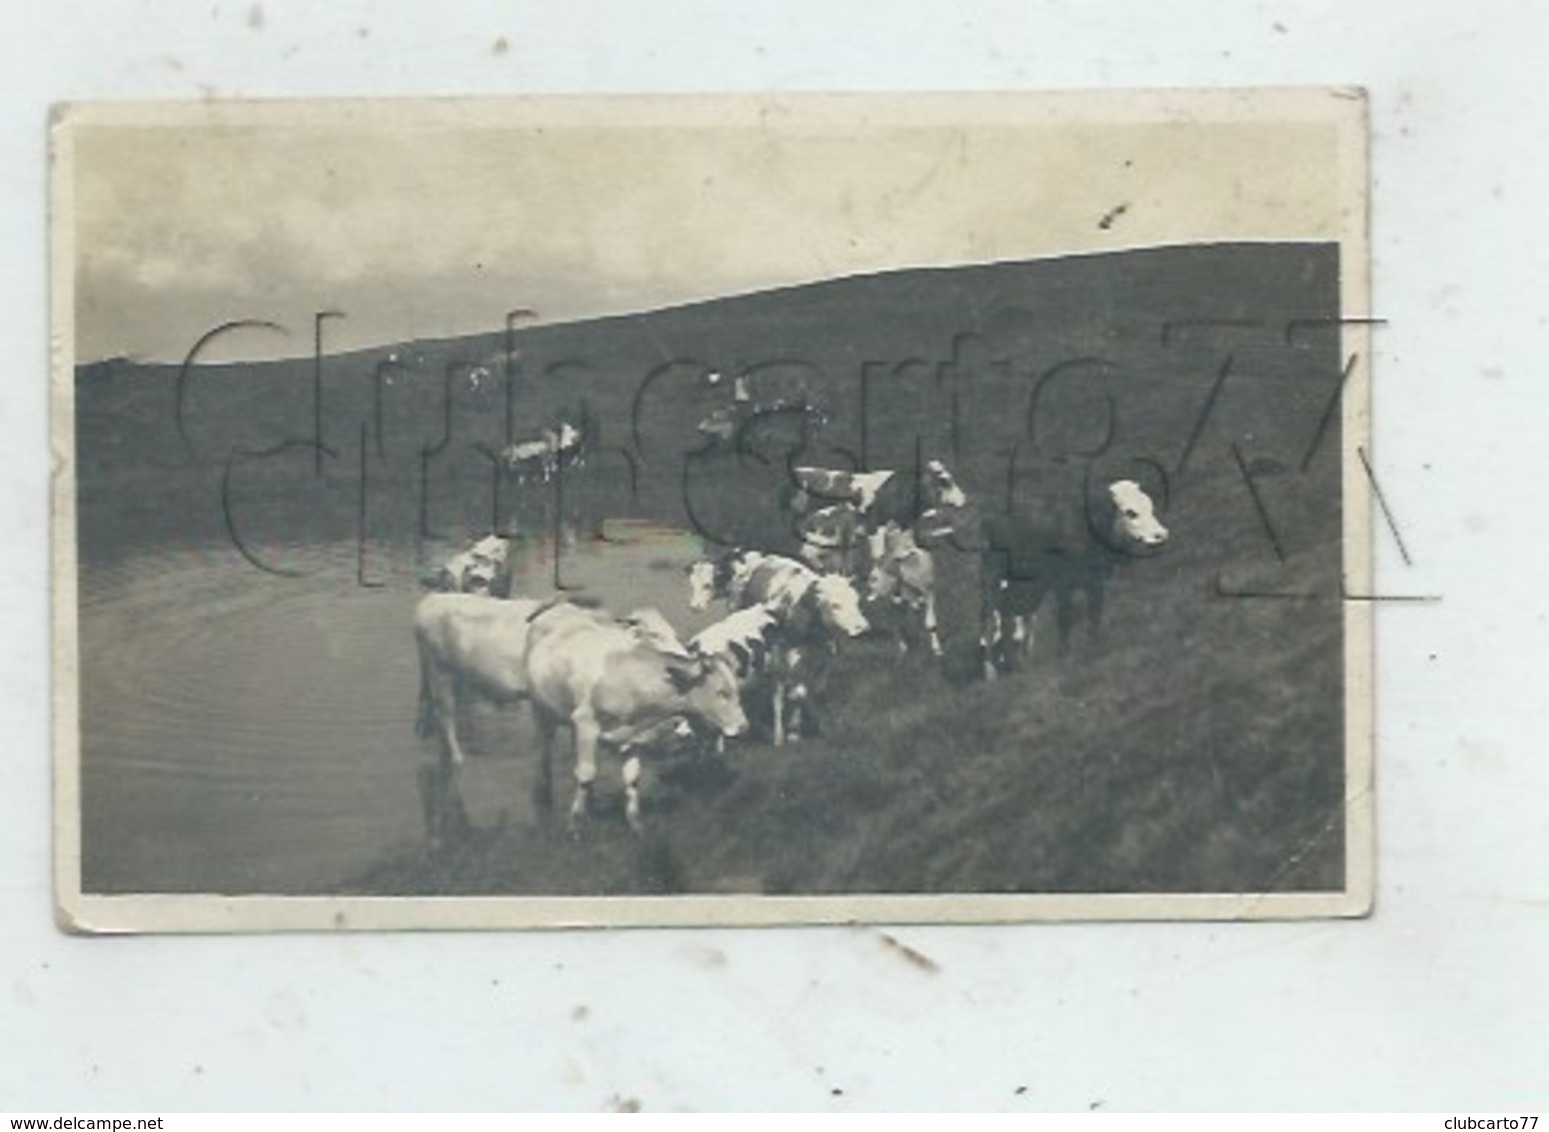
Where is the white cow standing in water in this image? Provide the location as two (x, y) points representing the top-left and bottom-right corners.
(413, 594), (747, 838)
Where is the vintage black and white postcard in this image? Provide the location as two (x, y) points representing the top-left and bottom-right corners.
(52, 91), (1372, 931)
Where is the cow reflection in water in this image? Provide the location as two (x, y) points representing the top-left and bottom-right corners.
(413, 594), (747, 842)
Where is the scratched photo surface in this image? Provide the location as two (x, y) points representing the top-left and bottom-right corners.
(54, 94), (1370, 926)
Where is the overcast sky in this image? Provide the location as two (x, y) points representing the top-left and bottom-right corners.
(64, 93), (1358, 362)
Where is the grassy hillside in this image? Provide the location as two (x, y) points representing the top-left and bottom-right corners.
(76, 242), (1342, 555)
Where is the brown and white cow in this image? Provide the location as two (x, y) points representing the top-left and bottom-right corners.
(687, 605), (784, 744)
(686, 550), (869, 744)
(866, 524), (942, 659)
(783, 459), (968, 531)
(688, 549), (868, 635)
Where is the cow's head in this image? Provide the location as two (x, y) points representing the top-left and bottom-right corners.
(923, 459), (969, 509)
(667, 655), (750, 738)
(459, 537), (510, 594)
(1107, 480), (1169, 550)
(686, 559), (717, 611)
(461, 566), (498, 594)
(812, 573), (870, 638)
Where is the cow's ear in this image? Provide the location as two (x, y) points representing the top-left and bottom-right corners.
(665, 661), (704, 693)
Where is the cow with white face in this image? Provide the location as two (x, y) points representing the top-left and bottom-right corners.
(1106, 479), (1169, 549)
(413, 594), (748, 838)
(979, 476), (1169, 678)
(432, 535), (512, 597)
(738, 555), (870, 641)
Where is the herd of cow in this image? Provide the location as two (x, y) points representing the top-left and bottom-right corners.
(411, 451), (1171, 842)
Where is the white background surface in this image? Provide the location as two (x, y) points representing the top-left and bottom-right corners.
(3, 0), (1543, 1112)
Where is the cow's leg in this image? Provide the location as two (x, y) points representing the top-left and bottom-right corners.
(568, 713), (602, 832)
(443, 759), (470, 841)
(771, 680), (787, 747)
(1000, 607), (1027, 673)
(787, 681), (808, 742)
(419, 762), (451, 847)
(1053, 576), (1077, 656)
(420, 662), (469, 766)
(1084, 556), (1107, 643)
(923, 593), (943, 658)
(416, 655), (471, 845)
(1008, 612), (1024, 654)
(417, 764), (440, 843)
(417, 752), (469, 848)
(622, 755), (644, 835)
(532, 708), (560, 822)
(981, 604), (1002, 681)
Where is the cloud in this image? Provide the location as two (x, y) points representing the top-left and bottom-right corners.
(65, 106), (1346, 361)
